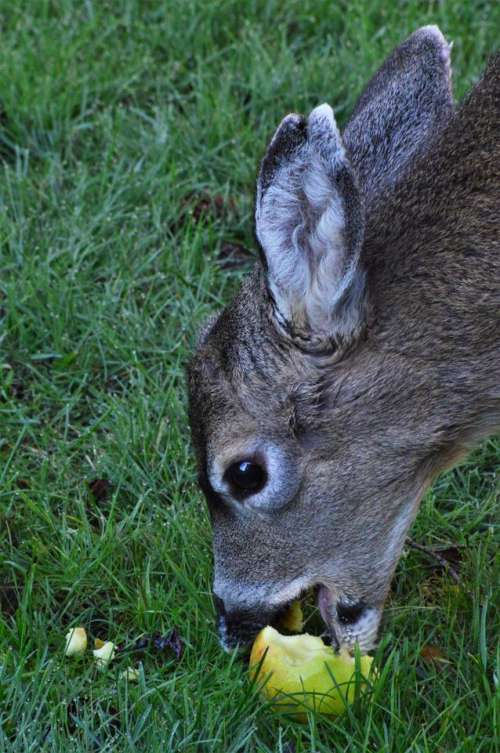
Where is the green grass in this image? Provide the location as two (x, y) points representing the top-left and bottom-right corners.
(0, 1), (498, 751)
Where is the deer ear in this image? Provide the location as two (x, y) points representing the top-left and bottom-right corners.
(255, 104), (365, 350)
(344, 25), (453, 200)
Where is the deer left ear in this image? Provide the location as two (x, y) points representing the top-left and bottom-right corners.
(255, 104), (365, 351)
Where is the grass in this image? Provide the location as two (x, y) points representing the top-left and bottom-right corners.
(0, 1), (498, 750)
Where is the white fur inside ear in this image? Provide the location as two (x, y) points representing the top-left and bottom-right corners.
(256, 104), (362, 338)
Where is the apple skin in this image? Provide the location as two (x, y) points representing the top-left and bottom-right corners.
(249, 626), (373, 718)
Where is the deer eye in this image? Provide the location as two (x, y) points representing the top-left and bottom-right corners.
(224, 460), (267, 497)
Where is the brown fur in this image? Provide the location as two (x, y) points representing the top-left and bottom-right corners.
(188, 29), (499, 650)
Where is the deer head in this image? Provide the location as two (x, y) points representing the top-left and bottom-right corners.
(187, 27), (500, 652)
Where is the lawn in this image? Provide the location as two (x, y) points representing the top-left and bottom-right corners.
(0, 1), (498, 751)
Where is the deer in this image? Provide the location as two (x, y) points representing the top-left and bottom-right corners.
(187, 26), (499, 653)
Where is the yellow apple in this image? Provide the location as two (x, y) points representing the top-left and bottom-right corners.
(64, 627), (87, 657)
(279, 600), (304, 633)
(249, 626), (374, 718)
(120, 667), (141, 682)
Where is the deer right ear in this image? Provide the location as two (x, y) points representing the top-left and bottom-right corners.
(255, 104), (366, 351)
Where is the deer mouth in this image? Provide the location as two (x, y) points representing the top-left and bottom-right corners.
(216, 582), (377, 654)
(270, 583), (340, 648)
(311, 584), (379, 653)
(273, 584), (376, 654)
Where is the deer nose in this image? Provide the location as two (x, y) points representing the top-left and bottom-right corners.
(213, 593), (278, 651)
(336, 600), (366, 625)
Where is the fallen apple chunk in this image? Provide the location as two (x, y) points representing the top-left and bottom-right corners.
(249, 626), (374, 718)
(65, 627), (87, 657)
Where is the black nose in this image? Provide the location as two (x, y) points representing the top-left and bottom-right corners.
(336, 600), (366, 625)
(213, 594), (279, 650)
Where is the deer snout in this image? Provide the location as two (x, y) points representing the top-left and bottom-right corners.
(213, 594), (280, 652)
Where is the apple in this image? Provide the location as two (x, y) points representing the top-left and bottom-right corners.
(279, 600), (304, 633)
(120, 667), (141, 682)
(93, 640), (116, 669)
(64, 627), (87, 657)
(249, 626), (374, 718)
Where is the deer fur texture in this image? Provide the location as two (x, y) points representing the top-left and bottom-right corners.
(187, 26), (499, 652)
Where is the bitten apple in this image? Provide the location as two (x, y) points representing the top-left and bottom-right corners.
(249, 626), (373, 718)
(279, 600), (304, 633)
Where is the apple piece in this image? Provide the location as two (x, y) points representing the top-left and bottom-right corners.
(64, 627), (87, 657)
(120, 667), (140, 682)
(249, 626), (373, 718)
(280, 601), (304, 633)
(93, 641), (116, 669)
